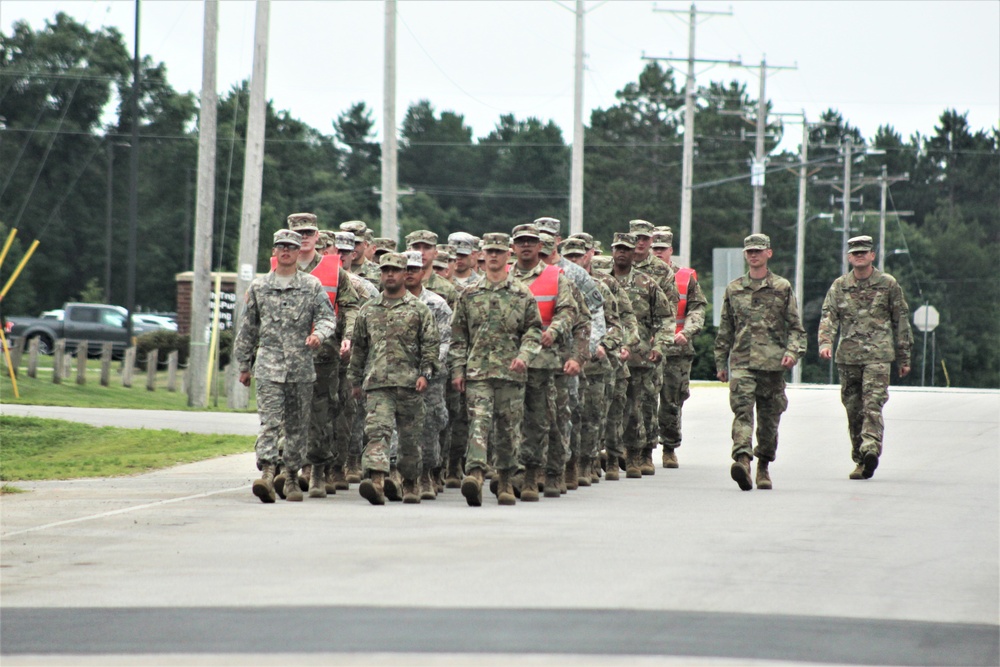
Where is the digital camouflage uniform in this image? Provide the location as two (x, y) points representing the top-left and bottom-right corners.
(579, 276), (621, 463)
(659, 269), (707, 451)
(449, 272), (543, 473)
(415, 286), (452, 472)
(351, 257), (383, 284)
(349, 291), (439, 481)
(594, 259), (638, 461)
(818, 267), (912, 464)
(715, 270), (807, 463)
(336, 270), (380, 470)
(235, 270), (336, 473)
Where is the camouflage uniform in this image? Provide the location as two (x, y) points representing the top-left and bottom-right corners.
(415, 286), (452, 472)
(235, 270), (336, 473)
(349, 290), (439, 480)
(336, 270), (379, 471)
(593, 257), (638, 461)
(579, 275), (621, 463)
(424, 271), (460, 311)
(352, 257), (383, 284)
(715, 269), (807, 463)
(450, 272), (543, 473)
(659, 269), (707, 452)
(818, 263), (912, 465)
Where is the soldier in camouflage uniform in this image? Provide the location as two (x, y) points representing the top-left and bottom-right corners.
(509, 224), (579, 498)
(236, 229), (337, 503)
(406, 230), (460, 311)
(610, 232), (673, 479)
(340, 221), (383, 283)
(652, 228), (707, 469)
(450, 233), (543, 506)
(441, 234), (477, 487)
(715, 234), (807, 491)
(349, 252), (440, 505)
(372, 237), (396, 262)
(403, 250), (452, 499)
(449, 233), (481, 291)
(628, 220), (680, 473)
(819, 235), (912, 480)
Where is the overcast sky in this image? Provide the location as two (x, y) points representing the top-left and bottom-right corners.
(3, 0), (998, 155)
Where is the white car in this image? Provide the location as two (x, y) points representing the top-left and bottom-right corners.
(132, 314), (178, 331)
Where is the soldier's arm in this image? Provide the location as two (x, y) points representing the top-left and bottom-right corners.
(448, 298), (469, 381)
(714, 289), (734, 371)
(311, 285), (337, 343)
(234, 285), (260, 373)
(418, 304), (441, 381)
(890, 280), (913, 367)
(817, 283), (840, 356)
(547, 275), (578, 346)
(347, 309), (369, 386)
(784, 286), (808, 362)
(336, 268), (361, 342)
(518, 296), (544, 364)
(435, 301), (453, 365)
(681, 277), (708, 338)
(649, 282), (673, 357)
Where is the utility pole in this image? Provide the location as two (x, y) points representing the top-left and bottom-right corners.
(188, 0), (218, 408)
(840, 136), (854, 273)
(380, 0), (399, 243)
(871, 165), (909, 270)
(792, 114), (808, 385)
(569, 0), (584, 236)
(126, 0), (140, 344)
(229, 0), (269, 409)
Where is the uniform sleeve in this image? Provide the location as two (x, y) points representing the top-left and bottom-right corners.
(617, 284), (641, 350)
(348, 308), (369, 386)
(598, 282), (623, 352)
(783, 286), (807, 361)
(435, 301), (453, 365)
(449, 296), (469, 381)
(311, 283), (337, 343)
(336, 268), (361, 341)
(817, 282), (840, 355)
(419, 303), (441, 380)
(649, 282), (673, 357)
(890, 281), (913, 366)
(517, 295), (544, 365)
(714, 287), (734, 371)
(567, 281), (592, 363)
(681, 276), (707, 338)
(234, 284), (260, 373)
(548, 275), (578, 346)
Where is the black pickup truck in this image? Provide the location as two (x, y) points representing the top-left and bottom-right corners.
(3, 303), (160, 356)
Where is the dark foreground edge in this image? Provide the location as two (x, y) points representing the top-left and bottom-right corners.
(2, 606), (997, 666)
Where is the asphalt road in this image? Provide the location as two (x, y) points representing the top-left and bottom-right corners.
(2, 384), (998, 666)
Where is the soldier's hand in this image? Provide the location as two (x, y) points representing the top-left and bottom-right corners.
(415, 376), (428, 393)
(620, 347), (630, 361)
(596, 345), (607, 360)
(563, 359), (581, 376)
(541, 330), (554, 348)
(673, 332), (688, 346)
(648, 350), (661, 363)
(819, 348), (833, 360)
(899, 365), (911, 378)
(510, 358), (527, 373)
(781, 355), (796, 369)
(239, 371), (252, 387)
(340, 339), (352, 360)
(305, 334), (321, 350)
(352, 386), (363, 400)
(717, 369), (728, 382)
(452, 377), (466, 393)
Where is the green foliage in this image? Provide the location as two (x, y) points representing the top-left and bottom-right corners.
(135, 329), (190, 367)
(77, 277), (103, 303)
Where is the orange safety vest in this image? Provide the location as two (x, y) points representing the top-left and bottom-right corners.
(271, 254), (341, 314)
(674, 267), (696, 334)
(529, 264), (562, 328)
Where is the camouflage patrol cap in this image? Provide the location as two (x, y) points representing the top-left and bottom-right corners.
(273, 229), (303, 248)
(287, 212), (318, 232)
(379, 252), (407, 270)
(591, 255), (613, 272)
(533, 217), (561, 236)
(651, 232), (673, 248)
(593, 240), (604, 254)
(471, 236), (482, 251)
(561, 237), (588, 257)
(334, 231), (356, 251)
(451, 237), (474, 255)
(433, 257), (449, 270)
(539, 232), (556, 256)
(373, 237), (397, 253)
(481, 232), (511, 251)
(848, 235), (874, 253)
(612, 232), (637, 249)
(744, 233), (771, 250)
(406, 229), (438, 247)
(448, 231), (475, 245)
(653, 226), (674, 243)
(511, 224), (541, 240)
(569, 232), (594, 250)
(403, 250), (424, 269)
(629, 219), (654, 237)
(436, 244), (457, 260)
(340, 220), (368, 236)
(315, 230), (333, 249)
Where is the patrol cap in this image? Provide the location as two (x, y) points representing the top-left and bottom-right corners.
(653, 226), (674, 245)
(404, 250), (424, 269)
(273, 229), (302, 248)
(436, 244), (457, 260)
(315, 230), (332, 249)
(334, 231), (356, 251)
(433, 257), (449, 270)
(481, 232), (511, 251)
(340, 220), (368, 235)
(373, 237), (397, 254)
(451, 238), (474, 255)
(511, 224), (541, 240)
(539, 232), (556, 256)
(561, 237), (588, 257)
(287, 212), (318, 232)
(651, 232), (673, 248)
(471, 236), (482, 251)
(593, 240), (604, 255)
(406, 229), (438, 247)
(744, 233), (771, 250)
(533, 217), (561, 236)
(569, 232), (594, 250)
(629, 219), (654, 237)
(591, 255), (613, 272)
(612, 232), (637, 249)
(448, 231), (475, 245)
(379, 252), (407, 270)
(848, 235), (874, 253)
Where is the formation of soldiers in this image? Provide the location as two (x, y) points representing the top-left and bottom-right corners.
(235, 212), (912, 505)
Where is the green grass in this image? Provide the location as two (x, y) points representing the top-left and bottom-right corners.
(0, 415), (254, 481)
(0, 358), (255, 411)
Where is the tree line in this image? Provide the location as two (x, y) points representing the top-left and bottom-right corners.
(1, 13), (997, 387)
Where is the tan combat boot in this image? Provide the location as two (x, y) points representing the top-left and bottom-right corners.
(662, 447), (679, 469)
(297, 465), (311, 492)
(849, 461), (865, 480)
(385, 465), (403, 502)
(520, 467), (540, 502)
(543, 471), (562, 498)
(402, 477), (421, 504)
(284, 468), (304, 502)
(565, 456), (579, 491)
(604, 454), (621, 481)
(330, 464), (349, 491)
(591, 458), (601, 483)
(625, 451), (643, 479)
(252, 463), (277, 504)
(461, 468), (485, 507)
(420, 470), (437, 500)
(496, 470), (516, 506)
(359, 471), (386, 505)
(577, 456), (593, 487)
(308, 464), (327, 499)
(640, 448), (656, 475)
(273, 467), (287, 499)
(445, 455), (464, 489)
(345, 455), (362, 484)
(433, 467), (445, 493)
(323, 465), (338, 494)
(755, 459), (772, 490)
(730, 454), (753, 491)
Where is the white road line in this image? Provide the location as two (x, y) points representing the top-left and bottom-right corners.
(1, 486), (247, 538)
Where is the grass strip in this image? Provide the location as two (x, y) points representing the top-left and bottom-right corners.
(0, 415), (253, 481)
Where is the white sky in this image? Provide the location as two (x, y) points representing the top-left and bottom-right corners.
(2, 0), (998, 155)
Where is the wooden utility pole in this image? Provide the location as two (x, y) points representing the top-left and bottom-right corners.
(381, 0), (399, 243)
(569, 0), (584, 236)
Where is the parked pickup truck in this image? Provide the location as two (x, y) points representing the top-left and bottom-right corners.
(3, 303), (161, 357)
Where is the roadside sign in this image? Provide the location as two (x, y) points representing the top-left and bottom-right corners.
(913, 304), (939, 332)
